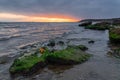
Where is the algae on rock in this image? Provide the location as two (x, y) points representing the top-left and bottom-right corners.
(9, 45), (91, 74)
(47, 47), (90, 65)
(109, 28), (120, 43)
(9, 50), (49, 74)
(108, 28), (120, 58)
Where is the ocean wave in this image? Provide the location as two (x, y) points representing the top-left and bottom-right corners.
(4, 26), (21, 28)
(0, 35), (22, 41)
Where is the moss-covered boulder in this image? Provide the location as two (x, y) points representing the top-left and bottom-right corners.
(109, 28), (120, 43)
(9, 50), (49, 74)
(46, 47), (90, 65)
(9, 45), (91, 74)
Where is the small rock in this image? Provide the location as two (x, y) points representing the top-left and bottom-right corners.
(47, 40), (55, 47)
(88, 40), (95, 44)
(57, 41), (64, 46)
(0, 60), (7, 64)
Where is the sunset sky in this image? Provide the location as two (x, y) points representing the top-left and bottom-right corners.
(0, 0), (120, 22)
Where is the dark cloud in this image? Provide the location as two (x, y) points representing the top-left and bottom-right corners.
(0, 0), (120, 19)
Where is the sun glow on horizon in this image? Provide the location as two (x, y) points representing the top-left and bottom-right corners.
(0, 13), (79, 22)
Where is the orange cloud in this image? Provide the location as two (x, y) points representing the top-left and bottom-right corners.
(0, 13), (79, 22)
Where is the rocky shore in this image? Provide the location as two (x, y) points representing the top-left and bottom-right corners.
(79, 18), (120, 30)
(79, 18), (120, 58)
(1, 21), (120, 80)
(9, 37), (91, 75)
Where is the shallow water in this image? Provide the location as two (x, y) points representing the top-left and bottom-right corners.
(0, 22), (120, 80)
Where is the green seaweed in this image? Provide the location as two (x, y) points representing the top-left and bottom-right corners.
(9, 45), (91, 74)
(9, 50), (50, 74)
(47, 47), (91, 64)
(109, 28), (120, 43)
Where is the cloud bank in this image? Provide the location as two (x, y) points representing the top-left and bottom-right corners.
(0, 0), (120, 21)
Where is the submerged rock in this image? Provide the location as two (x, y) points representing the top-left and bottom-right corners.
(88, 40), (95, 44)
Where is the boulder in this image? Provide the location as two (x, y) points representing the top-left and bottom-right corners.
(9, 45), (91, 75)
(88, 40), (95, 44)
(46, 47), (90, 65)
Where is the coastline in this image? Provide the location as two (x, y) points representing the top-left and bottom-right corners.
(1, 23), (120, 80)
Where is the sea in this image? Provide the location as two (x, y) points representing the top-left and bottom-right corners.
(0, 22), (77, 56)
(1, 22), (120, 80)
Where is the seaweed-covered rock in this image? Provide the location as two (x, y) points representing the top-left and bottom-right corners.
(9, 45), (91, 74)
(9, 50), (49, 74)
(47, 50), (90, 65)
(46, 46), (90, 65)
(109, 28), (120, 43)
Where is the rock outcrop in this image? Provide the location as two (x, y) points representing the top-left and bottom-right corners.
(9, 40), (91, 75)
